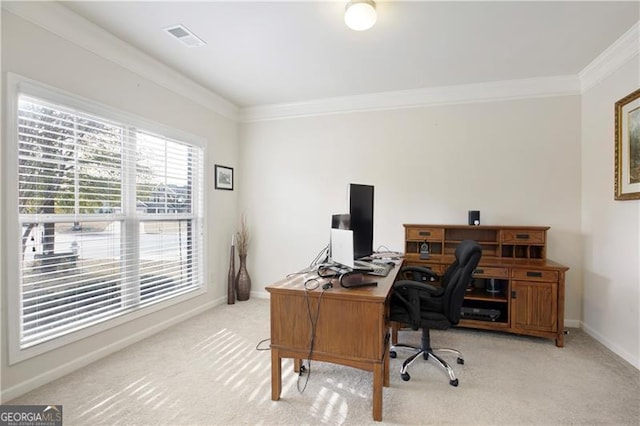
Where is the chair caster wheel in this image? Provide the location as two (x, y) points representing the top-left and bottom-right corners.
(457, 357), (464, 365)
(390, 351), (396, 359)
(450, 379), (459, 387)
(401, 372), (410, 381)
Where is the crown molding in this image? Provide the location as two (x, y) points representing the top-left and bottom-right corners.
(5, 1), (633, 124)
(240, 75), (581, 122)
(2, 1), (239, 121)
(579, 21), (640, 92)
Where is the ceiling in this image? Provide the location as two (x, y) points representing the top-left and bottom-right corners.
(60, 1), (639, 108)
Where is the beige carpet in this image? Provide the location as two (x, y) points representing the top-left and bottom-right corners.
(7, 298), (640, 425)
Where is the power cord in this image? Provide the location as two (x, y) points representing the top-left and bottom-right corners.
(375, 245), (400, 254)
(373, 245), (403, 260)
(255, 338), (271, 351)
(261, 244), (333, 393)
(297, 278), (327, 393)
(310, 244), (329, 268)
(317, 266), (341, 280)
(286, 244), (330, 278)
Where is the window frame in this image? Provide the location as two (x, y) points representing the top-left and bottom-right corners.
(5, 73), (208, 364)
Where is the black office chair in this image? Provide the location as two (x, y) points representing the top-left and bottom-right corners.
(389, 239), (482, 386)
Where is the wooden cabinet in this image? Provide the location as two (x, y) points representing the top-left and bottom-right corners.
(511, 280), (558, 334)
(403, 224), (569, 347)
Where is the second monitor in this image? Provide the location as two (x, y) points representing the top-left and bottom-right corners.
(349, 184), (374, 260)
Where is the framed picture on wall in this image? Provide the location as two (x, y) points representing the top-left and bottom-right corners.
(614, 88), (640, 200)
(214, 165), (234, 191)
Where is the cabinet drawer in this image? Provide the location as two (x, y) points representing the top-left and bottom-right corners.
(501, 230), (545, 244)
(473, 267), (508, 278)
(406, 227), (444, 240)
(511, 269), (558, 282)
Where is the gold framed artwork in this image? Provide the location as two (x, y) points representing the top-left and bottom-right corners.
(614, 88), (640, 200)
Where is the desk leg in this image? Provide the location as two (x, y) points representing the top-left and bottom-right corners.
(293, 358), (302, 373)
(384, 331), (390, 387)
(391, 322), (399, 345)
(383, 347), (390, 388)
(271, 349), (281, 401)
(373, 362), (383, 421)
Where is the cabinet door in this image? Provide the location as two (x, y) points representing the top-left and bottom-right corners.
(510, 280), (557, 333)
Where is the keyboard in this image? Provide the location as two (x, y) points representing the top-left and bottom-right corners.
(355, 260), (393, 277)
(353, 260), (375, 271)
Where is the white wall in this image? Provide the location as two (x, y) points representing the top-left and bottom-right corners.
(1, 11), (239, 400)
(240, 96), (583, 326)
(581, 58), (640, 368)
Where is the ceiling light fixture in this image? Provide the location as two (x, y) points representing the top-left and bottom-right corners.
(344, 0), (377, 31)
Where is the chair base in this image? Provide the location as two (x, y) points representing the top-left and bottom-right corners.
(390, 343), (464, 387)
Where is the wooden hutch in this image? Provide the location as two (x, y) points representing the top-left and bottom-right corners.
(403, 224), (569, 347)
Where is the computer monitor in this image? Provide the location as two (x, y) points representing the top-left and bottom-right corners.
(349, 184), (374, 260)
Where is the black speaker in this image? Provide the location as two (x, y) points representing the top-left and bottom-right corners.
(468, 210), (480, 226)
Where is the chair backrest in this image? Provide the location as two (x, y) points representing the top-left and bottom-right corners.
(441, 240), (482, 324)
(440, 257), (459, 288)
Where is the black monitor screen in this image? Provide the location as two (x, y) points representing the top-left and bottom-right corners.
(349, 184), (374, 260)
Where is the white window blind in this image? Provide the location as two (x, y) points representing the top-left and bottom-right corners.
(17, 95), (204, 350)
(136, 131), (204, 307)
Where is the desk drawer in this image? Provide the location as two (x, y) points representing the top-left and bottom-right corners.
(406, 227), (443, 240)
(511, 269), (558, 282)
(501, 230), (545, 244)
(473, 267), (509, 278)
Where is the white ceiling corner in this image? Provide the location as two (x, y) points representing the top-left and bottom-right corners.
(579, 21), (640, 92)
(1, 1), (239, 121)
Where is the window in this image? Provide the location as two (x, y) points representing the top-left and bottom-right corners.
(10, 84), (204, 358)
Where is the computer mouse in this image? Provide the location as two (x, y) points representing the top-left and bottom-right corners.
(386, 261), (395, 267)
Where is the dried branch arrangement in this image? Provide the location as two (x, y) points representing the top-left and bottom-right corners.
(236, 214), (250, 257)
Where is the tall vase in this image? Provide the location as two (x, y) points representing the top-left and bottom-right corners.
(227, 243), (235, 304)
(235, 254), (251, 301)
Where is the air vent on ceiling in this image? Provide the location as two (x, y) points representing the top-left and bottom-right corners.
(163, 24), (206, 48)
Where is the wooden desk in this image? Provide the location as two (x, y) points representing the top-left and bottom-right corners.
(266, 263), (401, 422)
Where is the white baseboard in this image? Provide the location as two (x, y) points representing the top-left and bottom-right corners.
(564, 319), (580, 328)
(1, 298), (224, 403)
(581, 321), (640, 370)
(251, 290), (270, 300)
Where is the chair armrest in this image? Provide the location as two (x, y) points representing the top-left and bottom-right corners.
(390, 280), (444, 328)
(393, 280), (443, 296)
(400, 265), (439, 282)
